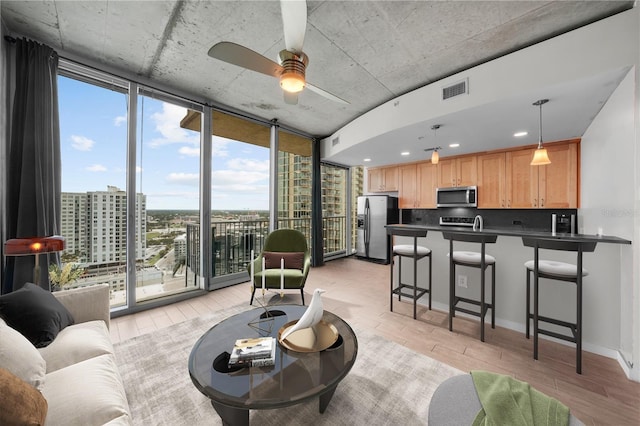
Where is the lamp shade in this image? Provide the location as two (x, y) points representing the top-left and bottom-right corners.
(5, 236), (65, 256)
(431, 150), (439, 165)
(530, 147), (551, 166)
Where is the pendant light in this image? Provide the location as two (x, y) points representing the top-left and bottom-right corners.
(425, 124), (442, 164)
(531, 99), (551, 166)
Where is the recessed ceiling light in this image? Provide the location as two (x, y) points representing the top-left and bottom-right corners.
(363, 158), (371, 162)
(401, 151), (410, 156)
(514, 131), (528, 137)
(449, 143), (460, 148)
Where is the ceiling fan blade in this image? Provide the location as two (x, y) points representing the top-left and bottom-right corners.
(306, 82), (350, 104)
(284, 91), (299, 105)
(280, 0), (307, 53)
(208, 42), (283, 77)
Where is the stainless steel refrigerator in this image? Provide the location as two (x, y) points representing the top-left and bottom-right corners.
(356, 195), (399, 264)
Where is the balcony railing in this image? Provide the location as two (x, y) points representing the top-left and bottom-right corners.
(184, 216), (347, 280)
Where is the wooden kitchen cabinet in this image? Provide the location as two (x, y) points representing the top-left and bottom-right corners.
(477, 152), (506, 208)
(437, 156), (477, 187)
(398, 164), (418, 208)
(417, 161), (437, 208)
(399, 162), (437, 208)
(367, 166), (398, 192)
(539, 143), (578, 208)
(505, 142), (578, 208)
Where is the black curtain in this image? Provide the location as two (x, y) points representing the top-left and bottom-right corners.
(3, 39), (60, 293)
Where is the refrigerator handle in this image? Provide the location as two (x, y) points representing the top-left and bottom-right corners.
(364, 199), (370, 253)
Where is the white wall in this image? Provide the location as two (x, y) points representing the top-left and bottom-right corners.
(581, 68), (636, 377)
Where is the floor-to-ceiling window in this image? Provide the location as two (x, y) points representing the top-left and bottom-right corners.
(58, 71), (130, 308)
(58, 63), (204, 311)
(134, 89), (203, 302)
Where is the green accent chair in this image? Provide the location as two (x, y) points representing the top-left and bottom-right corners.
(248, 229), (311, 305)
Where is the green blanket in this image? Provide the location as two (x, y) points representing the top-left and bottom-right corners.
(471, 370), (569, 426)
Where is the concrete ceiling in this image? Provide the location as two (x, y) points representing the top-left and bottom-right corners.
(1, 0), (635, 167)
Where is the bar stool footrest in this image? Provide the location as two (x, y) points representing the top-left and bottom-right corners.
(453, 296), (493, 318)
(528, 314), (578, 339)
(393, 284), (429, 301)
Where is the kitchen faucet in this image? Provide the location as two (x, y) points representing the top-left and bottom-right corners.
(473, 215), (483, 231)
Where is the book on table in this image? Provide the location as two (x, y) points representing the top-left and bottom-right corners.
(228, 336), (276, 368)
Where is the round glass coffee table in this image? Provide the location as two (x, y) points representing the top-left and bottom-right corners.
(189, 305), (358, 425)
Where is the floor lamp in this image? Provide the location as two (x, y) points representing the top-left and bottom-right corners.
(4, 236), (65, 285)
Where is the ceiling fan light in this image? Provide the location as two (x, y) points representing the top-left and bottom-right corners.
(530, 147), (551, 166)
(431, 150), (439, 165)
(280, 72), (305, 93)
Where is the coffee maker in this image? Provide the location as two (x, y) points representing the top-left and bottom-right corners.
(552, 213), (576, 234)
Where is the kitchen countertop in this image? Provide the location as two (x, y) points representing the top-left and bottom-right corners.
(385, 223), (632, 245)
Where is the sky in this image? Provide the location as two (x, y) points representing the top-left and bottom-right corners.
(58, 76), (270, 211)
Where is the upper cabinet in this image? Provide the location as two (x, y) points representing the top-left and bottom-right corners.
(370, 139), (579, 209)
(477, 152), (506, 208)
(367, 166), (398, 192)
(398, 164), (418, 208)
(417, 161), (438, 208)
(398, 162), (437, 208)
(437, 156), (477, 187)
(505, 141), (578, 208)
(539, 143), (579, 208)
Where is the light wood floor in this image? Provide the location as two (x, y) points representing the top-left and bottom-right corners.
(111, 257), (640, 425)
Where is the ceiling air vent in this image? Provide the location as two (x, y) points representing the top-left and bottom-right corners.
(332, 136), (340, 147)
(442, 79), (468, 100)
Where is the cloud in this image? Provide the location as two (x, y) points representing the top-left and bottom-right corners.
(212, 170), (269, 191)
(114, 115), (127, 127)
(179, 146), (200, 157)
(166, 172), (199, 186)
(71, 135), (95, 151)
(136, 166), (143, 173)
(226, 158), (269, 173)
(148, 103), (200, 147)
(86, 164), (107, 172)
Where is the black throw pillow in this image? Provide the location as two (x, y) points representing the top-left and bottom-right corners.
(0, 283), (75, 348)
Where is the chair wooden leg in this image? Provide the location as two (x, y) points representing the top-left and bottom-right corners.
(300, 289), (305, 306)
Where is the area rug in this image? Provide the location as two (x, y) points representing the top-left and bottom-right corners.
(114, 304), (464, 425)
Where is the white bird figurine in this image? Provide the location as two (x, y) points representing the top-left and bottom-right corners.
(280, 288), (326, 342)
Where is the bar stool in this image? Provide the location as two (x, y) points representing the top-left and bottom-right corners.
(442, 232), (497, 342)
(522, 237), (596, 374)
(389, 228), (431, 320)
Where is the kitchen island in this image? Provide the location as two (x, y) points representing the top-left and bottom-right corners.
(385, 223), (632, 364)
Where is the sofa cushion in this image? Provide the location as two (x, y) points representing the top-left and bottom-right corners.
(38, 320), (114, 373)
(0, 283), (75, 347)
(0, 318), (47, 390)
(41, 354), (131, 426)
(263, 251), (305, 270)
(0, 367), (48, 426)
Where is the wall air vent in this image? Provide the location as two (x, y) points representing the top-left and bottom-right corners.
(332, 136), (340, 146)
(442, 79), (468, 100)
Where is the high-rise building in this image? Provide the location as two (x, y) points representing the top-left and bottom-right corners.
(60, 186), (146, 265)
(277, 151), (363, 255)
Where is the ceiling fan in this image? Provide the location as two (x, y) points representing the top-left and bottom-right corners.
(207, 0), (348, 105)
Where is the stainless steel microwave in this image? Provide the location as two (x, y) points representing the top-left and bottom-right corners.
(436, 186), (477, 207)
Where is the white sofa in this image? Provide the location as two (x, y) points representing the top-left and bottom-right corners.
(0, 284), (131, 425)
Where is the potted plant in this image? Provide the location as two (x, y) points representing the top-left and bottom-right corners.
(49, 263), (85, 291)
